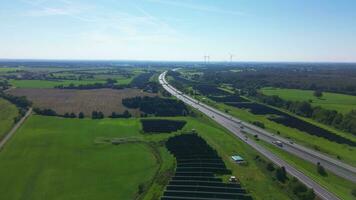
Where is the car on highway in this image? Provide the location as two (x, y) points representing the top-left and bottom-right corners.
(272, 140), (283, 147)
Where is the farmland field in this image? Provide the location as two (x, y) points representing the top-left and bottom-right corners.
(7, 88), (155, 116)
(0, 98), (18, 140)
(9, 79), (107, 89)
(0, 113), (295, 200)
(0, 116), (160, 200)
(261, 87), (356, 114)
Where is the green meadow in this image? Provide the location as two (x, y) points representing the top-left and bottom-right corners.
(261, 87), (356, 114)
(0, 114), (296, 200)
(9, 79), (107, 88)
(0, 98), (18, 140)
(0, 116), (159, 200)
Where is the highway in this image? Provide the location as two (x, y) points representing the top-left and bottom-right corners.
(159, 71), (355, 200)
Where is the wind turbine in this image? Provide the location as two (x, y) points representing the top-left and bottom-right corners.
(229, 54), (234, 63)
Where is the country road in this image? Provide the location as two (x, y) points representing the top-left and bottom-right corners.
(159, 71), (348, 200)
(0, 108), (32, 150)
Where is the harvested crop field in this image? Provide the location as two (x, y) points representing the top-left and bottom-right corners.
(7, 88), (155, 116)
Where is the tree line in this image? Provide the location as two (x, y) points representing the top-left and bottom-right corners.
(255, 93), (356, 136)
(34, 108), (132, 119)
(55, 79), (128, 90)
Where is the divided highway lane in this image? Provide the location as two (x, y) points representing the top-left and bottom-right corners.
(159, 71), (343, 200)
(159, 71), (356, 183)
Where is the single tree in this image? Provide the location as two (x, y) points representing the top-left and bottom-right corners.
(317, 162), (327, 176)
(78, 112), (84, 119)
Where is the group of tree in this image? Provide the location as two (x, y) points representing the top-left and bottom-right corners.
(0, 80), (11, 90)
(33, 108), (85, 119)
(258, 156), (315, 200)
(130, 72), (155, 88)
(0, 92), (32, 109)
(55, 79), (128, 90)
(91, 111), (104, 119)
(32, 107), (134, 120)
(122, 96), (188, 116)
(141, 119), (186, 133)
(198, 65), (356, 96)
(109, 110), (132, 118)
(255, 93), (356, 136)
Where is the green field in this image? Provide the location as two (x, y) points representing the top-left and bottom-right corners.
(261, 87), (356, 114)
(0, 67), (23, 72)
(0, 98), (18, 140)
(9, 79), (107, 88)
(0, 114), (297, 200)
(0, 116), (160, 200)
(9, 76), (135, 88)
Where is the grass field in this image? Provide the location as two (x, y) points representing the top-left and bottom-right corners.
(0, 116), (160, 200)
(7, 88), (155, 116)
(0, 113), (297, 200)
(9, 79), (107, 89)
(261, 87), (356, 114)
(0, 67), (23, 72)
(0, 98), (18, 140)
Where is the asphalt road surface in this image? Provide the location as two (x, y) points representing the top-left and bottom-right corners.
(159, 71), (355, 200)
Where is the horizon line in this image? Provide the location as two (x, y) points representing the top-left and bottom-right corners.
(0, 58), (356, 65)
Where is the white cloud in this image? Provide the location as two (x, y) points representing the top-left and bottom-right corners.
(147, 0), (247, 16)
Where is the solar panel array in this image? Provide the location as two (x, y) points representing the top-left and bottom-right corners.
(161, 134), (252, 200)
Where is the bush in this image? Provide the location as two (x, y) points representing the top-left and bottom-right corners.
(289, 178), (315, 200)
(266, 162), (275, 171)
(352, 188), (356, 197)
(276, 166), (288, 183)
(253, 121), (265, 129)
(317, 162), (327, 176)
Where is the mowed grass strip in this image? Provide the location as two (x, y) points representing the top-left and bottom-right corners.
(261, 87), (356, 114)
(0, 116), (159, 200)
(0, 98), (18, 140)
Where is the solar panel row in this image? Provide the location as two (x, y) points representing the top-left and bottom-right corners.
(161, 134), (252, 200)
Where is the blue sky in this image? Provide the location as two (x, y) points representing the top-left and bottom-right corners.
(1, 0), (356, 62)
